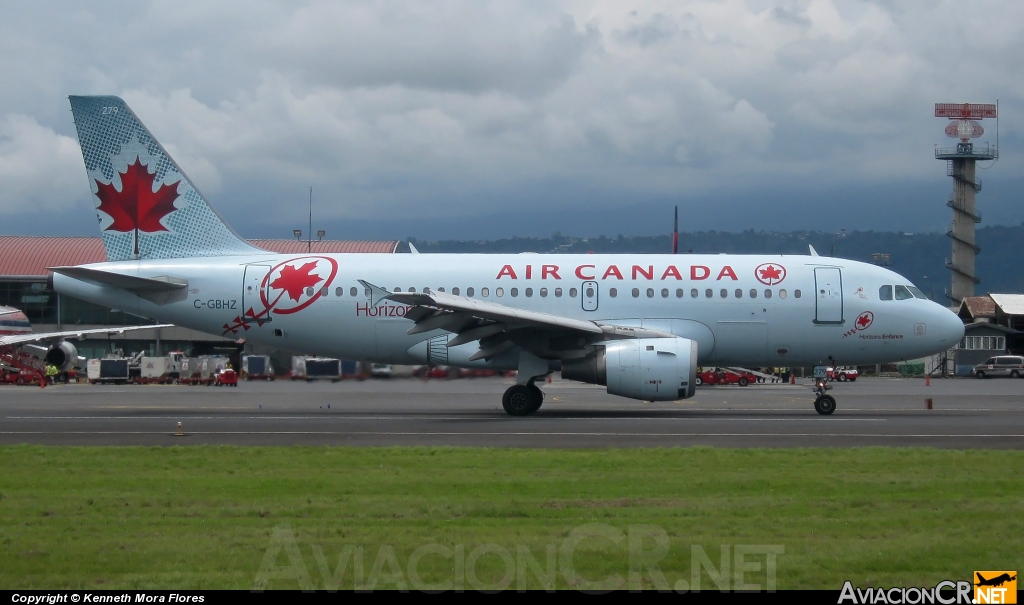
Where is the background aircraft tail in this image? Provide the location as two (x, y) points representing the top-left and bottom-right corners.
(68, 96), (262, 261)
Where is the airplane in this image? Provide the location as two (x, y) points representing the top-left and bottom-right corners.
(48, 95), (965, 414)
(0, 305), (171, 386)
(975, 572), (1016, 587)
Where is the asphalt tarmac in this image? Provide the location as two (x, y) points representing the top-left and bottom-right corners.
(1, 376), (1021, 448)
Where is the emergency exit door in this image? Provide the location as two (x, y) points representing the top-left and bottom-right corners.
(814, 267), (843, 324)
(582, 281), (599, 311)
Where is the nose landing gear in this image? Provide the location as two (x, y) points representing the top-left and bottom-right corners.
(812, 379), (836, 415)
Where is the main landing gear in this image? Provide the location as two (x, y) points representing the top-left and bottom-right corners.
(502, 383), (545, 416)
(812, 379), (836, 415)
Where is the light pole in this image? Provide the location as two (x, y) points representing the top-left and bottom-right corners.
(293, 187), (325, 252)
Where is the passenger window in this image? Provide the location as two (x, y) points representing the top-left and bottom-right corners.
(735, 289), (742, 298)
(895, 285), (913, 300)
(466, 287), (474, 297)
(646, 288), (654, 298)
(393, 287), (401, 292)
(632, 288), (640, 298)
(764, 289), (772, 299)
(511, 288), (518, 297)
(609, 288), (617, 298)
(306, 287), (314, 296)
(676, 288), (684, 298)
(423, 287), (430, 294)
(661, 288), (669, 298)
(555, 288), (562, 297)
(794, 290), (801, 298)
(749, 289), (757, 299)
(720, 289), (728, 298)
(779, 289), (787, 299)
(321, 287), (328, 296)
(495, 287), (504, 297)
(335, 287), (343, 297)
(409, 287), (416, 292)
(481, 287), (489, 297)
(525, 288), (533, 297)
(452, 287), (460, 295)
(705, 289), (713, 298)
(364, 288), (371, 297)
(437, 287), (445, 293)
(691, 289), (698, 298)
(540, 288), (548, 297)
(879, 285), (892, 300)
(350, 287), (357, 297)
(569, 288), (578, 298)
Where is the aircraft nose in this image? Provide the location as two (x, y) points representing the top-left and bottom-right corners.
(932, 303), (965, 349)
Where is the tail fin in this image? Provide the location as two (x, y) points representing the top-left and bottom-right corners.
(68, 96), (262, 261)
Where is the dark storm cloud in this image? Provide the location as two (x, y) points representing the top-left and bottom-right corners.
(0, 0), (1020, 239)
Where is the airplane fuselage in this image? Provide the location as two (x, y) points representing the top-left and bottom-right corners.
(53, 252), (964, 369)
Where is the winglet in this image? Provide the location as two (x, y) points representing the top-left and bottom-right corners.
(408, 242), (420, 254)
(359, 280), (393, 307)
(808, 245), (819, 257)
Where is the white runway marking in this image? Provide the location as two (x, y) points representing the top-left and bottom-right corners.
(6, 415), (887, 422)
(1, 431), (1019, 438)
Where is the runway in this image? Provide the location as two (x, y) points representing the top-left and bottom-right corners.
(1, 376), (1022, 448)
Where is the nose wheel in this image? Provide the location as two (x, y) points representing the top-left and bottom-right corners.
(502, 383), (544, 416)
(812, 379), (836, 415)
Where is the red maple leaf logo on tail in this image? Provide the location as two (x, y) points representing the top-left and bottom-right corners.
(270, 261), (323, 302)
(94, 157), (180, 255)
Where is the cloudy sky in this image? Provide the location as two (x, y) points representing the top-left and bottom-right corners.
(0, 0), (1020, 241)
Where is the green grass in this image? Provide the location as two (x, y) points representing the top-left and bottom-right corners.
(0, 446), (1021, 590)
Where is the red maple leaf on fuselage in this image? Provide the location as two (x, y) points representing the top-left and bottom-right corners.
(857, 313), (872, 328)
(759, 265), (782, 281)
(270, 262), (324, 302)
(94, 157), (180, 255)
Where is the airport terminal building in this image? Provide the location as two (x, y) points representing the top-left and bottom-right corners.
(0, 236), (398, 362)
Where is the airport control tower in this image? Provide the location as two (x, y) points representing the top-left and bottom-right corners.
(935, 102), (998, 306)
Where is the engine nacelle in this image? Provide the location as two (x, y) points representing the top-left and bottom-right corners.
(562, 337), (697, 401)
(44, 341), (79, 372)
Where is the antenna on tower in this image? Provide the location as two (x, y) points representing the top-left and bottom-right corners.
(672, 206), (679, 254)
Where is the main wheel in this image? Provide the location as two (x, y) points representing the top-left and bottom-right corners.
(528, 384), (545, 406)
(814, 395), (836, 416)
(502, 385), (541, 416)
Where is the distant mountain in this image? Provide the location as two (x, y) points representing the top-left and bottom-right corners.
(407, 225), (1024, 297)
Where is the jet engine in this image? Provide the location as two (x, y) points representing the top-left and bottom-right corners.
(561, 337), (697, 401)
(44, 341), (79, 372)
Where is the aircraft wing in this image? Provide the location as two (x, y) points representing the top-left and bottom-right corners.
(0, 324), (174, 348)
(360, 280), (669, 360)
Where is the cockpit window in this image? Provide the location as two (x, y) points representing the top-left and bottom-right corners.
(908, 286), (928, 300)
(894, 285), (913, 300)
(879, 285), (893, 300)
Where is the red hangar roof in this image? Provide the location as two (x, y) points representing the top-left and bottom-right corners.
(0, 236), (399, 278)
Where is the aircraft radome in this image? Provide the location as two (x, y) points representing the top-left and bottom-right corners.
(49, 96), (965, 415)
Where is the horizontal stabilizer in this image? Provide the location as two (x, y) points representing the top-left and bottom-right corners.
(51, 266), (188, 305)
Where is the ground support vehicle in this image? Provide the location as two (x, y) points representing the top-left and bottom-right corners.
(291, 356), (342, 382)
(241, 355), (275, 381)
(827, 366), (859, 382)
(180, 355), (230, 385)
(973, 356), (1024, 379)
(695, 367), (758, 387)
(87, 358), (131, 385)
(213, 368), (238, 387)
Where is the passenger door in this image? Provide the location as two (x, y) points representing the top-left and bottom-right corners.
(813, 267), (843, 324)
